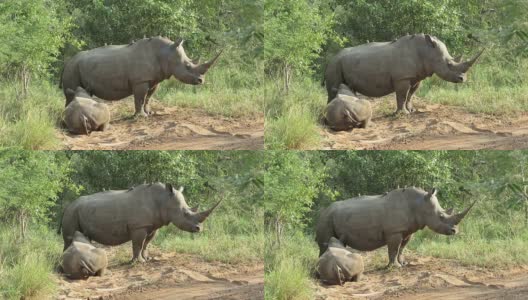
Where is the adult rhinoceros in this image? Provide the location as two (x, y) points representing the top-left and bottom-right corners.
(61, 37), (222, 117)
(324, 34), (484, 113)
(60, 183), (221, 263)
(315, 187), (475, 267)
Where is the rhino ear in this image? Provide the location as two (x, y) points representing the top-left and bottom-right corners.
(430, 188), (438, 196)
(166, 183), (174, 194)
(178, 186), (184, 193)
(425, 35), (437, 48)
(170, 38), (184, 50)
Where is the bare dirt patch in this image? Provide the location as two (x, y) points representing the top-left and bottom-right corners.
(314, 250), (528, 300)
(322, 97), (528, 150)
(57, 100), (264, 150)
(56, 243), (263, 300)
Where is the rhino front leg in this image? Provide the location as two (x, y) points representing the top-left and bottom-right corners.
(144, 84), (159, 115)
(397, 234), (413, 266)
(405, 81), (421, 113)
(386, 233), (403, 268)
(394, 80), (412, 114)
(141, 230), (157, 261)
(133, 83), (150, 117)
(130, 229), (148, 263)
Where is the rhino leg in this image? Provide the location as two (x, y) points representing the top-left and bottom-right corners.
(394, 80), (412, 114)
(386, 233), (403, 268)
(144, 84), (159, 115)
(130, 229), (148, 263)
(132, 83), (149, 117)
(405, 81), (421, 113)
(397, 234), (412, 266)
(141, 230), (157, 261)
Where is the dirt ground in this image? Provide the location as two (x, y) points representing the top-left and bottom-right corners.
(57, 99), (264, 150)
(55, 243), (263, 300)
(315, 250), (528, 300)
(322, 97), (528, 150)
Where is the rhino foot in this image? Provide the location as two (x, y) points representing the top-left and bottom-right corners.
(386, 262), (403, 269)
(393, 109), (411, 116)
(133, 111), (149, 119)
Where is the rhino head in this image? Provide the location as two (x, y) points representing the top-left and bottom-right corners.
(418, 188), (476, 235)
(422, 34), (484, 83)
(165, 184), (221, 233)
(165, 39), (222, 85)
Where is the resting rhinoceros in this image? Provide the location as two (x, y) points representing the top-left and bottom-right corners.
(61, 37), (222, 117)
(64, 87), (110, 135)
(60, 183), (221, 262)
(324, 34), (484, 113)
(61, 231), (108, 280)
(315, 187), (475, 267)
(325, 84), (372, 130)
(317, 237), (364, 285)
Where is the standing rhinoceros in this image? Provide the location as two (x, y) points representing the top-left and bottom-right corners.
(317, 237), (364, 285)
(61, 37), (222, 117)
(61, 231), (108, 280)
(315, 187), (475, 267)
(324, 34), (484, 113)
(64, 87), (110, 135)
(60, 183), (221, 262)
(324, 84), (372, 130)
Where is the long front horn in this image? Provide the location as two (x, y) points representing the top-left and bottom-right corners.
(461, 49), (485, 72)
(196, 200), (222, 222)
(197, 50), (223, 74)
(452, 200), (477, 225)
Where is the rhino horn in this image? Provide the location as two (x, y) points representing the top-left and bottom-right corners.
(197, 50), (223, 74)
(460, 49), (485, 72)
(452, 200), (477, 225)
(196, 200), (222, 222)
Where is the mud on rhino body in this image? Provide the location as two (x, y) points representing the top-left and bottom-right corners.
(315, 187), (475, 267)
(60, 183), (221, 263)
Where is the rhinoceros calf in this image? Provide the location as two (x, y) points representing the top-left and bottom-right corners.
(317, 237), (364, 285)
(61, 37), (222, 117)
(61, 231), (108, 280)
(61, 183), (221, 263)
(325, 84), (372, 130)
(316, 187), (475, 267)
(325, 34), (484, 114)
(64, 87), (110, 135)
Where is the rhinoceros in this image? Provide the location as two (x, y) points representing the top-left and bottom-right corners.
(324, 84), (372, 130)
(61, 231), (108, 280)
(60, 183), (221, 262)
(64, 87), (110, 135)
(315, 187), (475, 267)
(317, 237), (364, 285)
(324, 34), (484, 113)
(61, 37), (222, 117)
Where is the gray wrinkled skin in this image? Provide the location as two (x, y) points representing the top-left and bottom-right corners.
(325, 84), (372, 130)
(61, 37), (222, 117)
(317, 237), (364, 285)
(61, 183), (221, 263)
(325, 34), (484, 114)
(61, 231), (108, 280)
(315, 187), (475, 267)
(64, 87), (110, 135)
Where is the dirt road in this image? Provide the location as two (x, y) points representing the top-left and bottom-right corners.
(56, 243), (263, 300)
(322, 98), (528, 150)
(57, 100), (264, 150)
(315, 250), (528, 300)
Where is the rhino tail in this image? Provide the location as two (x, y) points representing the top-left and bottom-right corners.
(59, 66), (64, 88)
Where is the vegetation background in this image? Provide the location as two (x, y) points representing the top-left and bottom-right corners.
(0, 0), (264, 149)
(264, 150), (528, 299)
(264, 0), (528, 149)
(0, 150), (264, 299)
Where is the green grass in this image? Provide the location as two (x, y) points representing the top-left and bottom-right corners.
(154, 209), (264, 264)
(265, 79), (326, 149)
(0, 226), (62, 300)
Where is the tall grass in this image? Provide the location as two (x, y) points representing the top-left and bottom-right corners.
(0, 81), (64, 149)
(154, 208), (264, 264)
(265, 78), (326, 149)
(0, 225), (62, 300)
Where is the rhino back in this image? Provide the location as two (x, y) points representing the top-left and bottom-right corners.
(70, 186), (164, 245)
